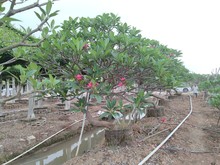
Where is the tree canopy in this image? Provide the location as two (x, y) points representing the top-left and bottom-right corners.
(34, 13), (190, 99)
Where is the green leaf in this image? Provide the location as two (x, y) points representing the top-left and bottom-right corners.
(0, 6), (5, 13)
(34, 11), (43, 21)
(112, 112), (122, 119)
(106, 99), (116, 110)
(90, 94), (102, 103)
(29, 78), (38, 89)
(0, 66), (3, 72)
(42, 27), (49, 37)
(95, 95), (102, 103)
(1, 17), (21, 23)
(39, 7), (46, 17)
(20, 75), (27, 84)
(49, 10), (59, 17)
(109, 31), (115, 41)
(50, 19), (55, 29)
(99, 112), (110, 119)
(104, 38), (109, 49)
(46, 1), (52, 15)
(26, 70), (37, 78)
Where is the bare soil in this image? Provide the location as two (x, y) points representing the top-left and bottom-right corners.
(0, 97), (101, 164)
(1, 94), (220, 165)
(64, 94), (220, 165)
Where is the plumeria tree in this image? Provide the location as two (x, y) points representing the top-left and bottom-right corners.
(34, 13), (189, 127)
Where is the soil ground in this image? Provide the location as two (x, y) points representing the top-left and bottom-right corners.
(64, 94), (220, 165)
(1, 93), (220, 165)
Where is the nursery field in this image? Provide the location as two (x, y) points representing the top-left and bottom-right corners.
(0, 94), (220, 165)
(1, 1), (220, 165)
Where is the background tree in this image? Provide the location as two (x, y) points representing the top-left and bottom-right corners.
(0, 0), (59, 115)
(199, 68), (220, 125)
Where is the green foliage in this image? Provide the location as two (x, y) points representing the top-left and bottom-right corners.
(201, 69), (220, 112)
(189, 73), (209, 86)
(100, 99), (122, 120)
(26, 13), (190, 123)
(37, 13), (189, 97)
(128, 90), (153, 113)
(209, 95), (220, 110)
(72, 97), (88, 113)
(9, 63), (41, 86)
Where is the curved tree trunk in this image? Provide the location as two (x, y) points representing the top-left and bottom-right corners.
(86, 110), (114, 129)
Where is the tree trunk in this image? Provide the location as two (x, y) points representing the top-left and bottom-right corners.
(6, 79), (11, 97)
(27, 93), (36, 120)
(64, 100), (71, 110)
(35, 93), (43, 108)
(86, 110), (114, 129)
(0, 101), (3, 116)
(12, 77), (16, 96)
(0, 75), (2, 99)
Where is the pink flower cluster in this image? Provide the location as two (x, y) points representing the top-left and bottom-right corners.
(87, 82), (93, 88)
(75, 74), (83, 81)
(87, 81), (99, 89)
(75, 74), (98, 89)
(118, 77), (126, 87)
(160, 117), (166, 123)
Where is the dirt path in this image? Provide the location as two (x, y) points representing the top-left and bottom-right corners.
(157, 97), (220, 165)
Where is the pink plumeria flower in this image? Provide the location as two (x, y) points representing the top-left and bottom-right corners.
(120, 77), (126, 81)
(160, 117), (167, 123)
(118, 82), (124, 87)
(75, 74), (83, 81)
(87, 82), (93, 88)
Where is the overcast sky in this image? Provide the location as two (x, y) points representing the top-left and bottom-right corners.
(11, 0), (220, 74)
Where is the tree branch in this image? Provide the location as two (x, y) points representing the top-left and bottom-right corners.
(0, 38), (45, 53)
(0, 57), (17, 66)
(22, 16), (49, 42)
(0, 14), (48, 53)
(4, 0), (59, 18)
(0, 0), (8, 4)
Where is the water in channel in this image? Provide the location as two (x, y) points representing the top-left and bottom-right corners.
(13, 128), (105, 165)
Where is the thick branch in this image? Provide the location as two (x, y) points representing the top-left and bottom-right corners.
(0, 57), (17, 66)
(0, 0), (8, 3)
(22, 17), (49, 42)
(0, 37), (45, 53)
(0, 12), (48, 53)
(4, 0), (59, 18)
(86, 110), (114, 129)
(150, 93), (169, 101)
